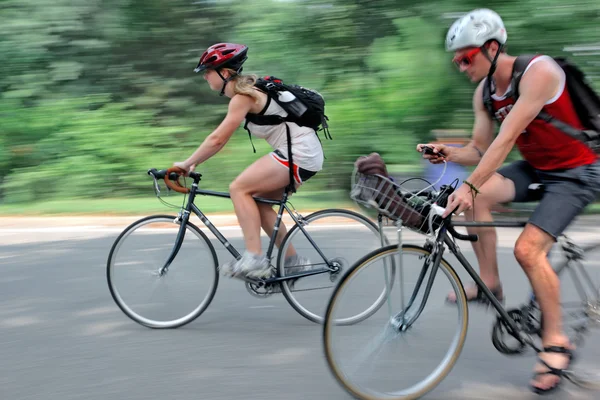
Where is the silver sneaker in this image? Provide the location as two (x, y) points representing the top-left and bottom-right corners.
(284, 254), (312, 290)
(220, 251), (271, 279)
(218, 258), (239, 277)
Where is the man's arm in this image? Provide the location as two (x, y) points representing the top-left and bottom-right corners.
(446, 81), (496, 166)
(466, 59), (562, 189)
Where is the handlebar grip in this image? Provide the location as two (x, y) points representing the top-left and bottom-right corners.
(163, 167), (191, 194)
(148, 168), (161, 178)
(430, 204), (478, 241)
(447, 224), (478, 242)
(148, 168), (174, 180)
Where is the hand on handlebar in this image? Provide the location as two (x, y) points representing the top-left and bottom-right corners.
(173, 161), (195, 176)
(442, 184), (474, 218)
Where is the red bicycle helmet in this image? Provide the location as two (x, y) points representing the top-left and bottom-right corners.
(194, 43), (248, 73)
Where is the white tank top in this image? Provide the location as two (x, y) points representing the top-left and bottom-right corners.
(245, 97), (324, 172)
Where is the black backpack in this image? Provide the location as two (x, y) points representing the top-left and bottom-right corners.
(483, 54), (600, 153)
(244, 76), (331, 148)
(244, 76), (331, 192)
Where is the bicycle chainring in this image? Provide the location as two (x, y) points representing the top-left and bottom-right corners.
(491, 308), (529, 355)
(245, 281), (276, 298)
(520, 302), (542, 335)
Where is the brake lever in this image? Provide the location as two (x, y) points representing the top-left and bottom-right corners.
(152, 175), (161, 197)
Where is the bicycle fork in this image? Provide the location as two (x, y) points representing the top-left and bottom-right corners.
(158, 210), (190, 276)
(389, 221), (443, 332)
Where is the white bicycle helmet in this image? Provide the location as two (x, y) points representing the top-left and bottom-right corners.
(445, 9), (507, 52)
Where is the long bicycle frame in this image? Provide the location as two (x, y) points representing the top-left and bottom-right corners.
(454, 221), (600, 309)
(159, 181), (338, 282)
(393, 217), (600, 352)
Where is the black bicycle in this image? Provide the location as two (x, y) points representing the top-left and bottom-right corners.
(106, 167), (391, 328)
(323, 171), (600, 399)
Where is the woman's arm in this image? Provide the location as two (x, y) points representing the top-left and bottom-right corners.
(174, 94), (255, 171)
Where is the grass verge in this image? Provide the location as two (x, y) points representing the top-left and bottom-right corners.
(0, 190), (357, 216)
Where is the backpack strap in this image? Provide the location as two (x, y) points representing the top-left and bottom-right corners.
(243, 92), (283, 153)
(243, 120), (257, 153)
(509, 54), (537, 100)
(482, 54), (537, 123)
(244, 106), (297, 191)
(482, 77), (495, 122)
(321, 115), (332, 140)
(243, 114), (287, 153)
(514, 55), (600, 145)
(482, 54), (600, 150)
(284, 123), (296, 194)
(534, 110), (599, 143)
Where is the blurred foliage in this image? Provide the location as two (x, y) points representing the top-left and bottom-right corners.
(1, 0), (600, 204)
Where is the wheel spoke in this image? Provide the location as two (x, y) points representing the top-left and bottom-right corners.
(324, 245), (469, 399)
(107, 216), (219, 329)
(277, 209), (390, 325)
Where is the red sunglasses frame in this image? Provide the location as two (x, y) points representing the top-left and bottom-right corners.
(452, 47), (482, 68)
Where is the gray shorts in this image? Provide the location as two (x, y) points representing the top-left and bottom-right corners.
(498, 160), (600, 238)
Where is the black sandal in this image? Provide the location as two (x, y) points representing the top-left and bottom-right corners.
(446, 283), (504, 305)
(530, 346), (575, 395)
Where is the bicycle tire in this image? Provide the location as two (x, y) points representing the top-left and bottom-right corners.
(278, 209), (389, 324)
(107, 215), (219, 329)
(323, 244), (469, 400)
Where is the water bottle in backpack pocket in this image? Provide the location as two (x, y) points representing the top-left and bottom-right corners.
(253, 76), (331, 138)
(274, 89), (308, 118)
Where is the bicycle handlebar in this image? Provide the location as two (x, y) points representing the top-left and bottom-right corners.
(148, 168), (180, 181)
(447, 224), (478, 242)
(147, 168), (202, 194)
(406, 188), (478, 243)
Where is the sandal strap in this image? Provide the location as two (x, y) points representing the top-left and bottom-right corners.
(533, 368), (564, 377)
(475, 284), (503, 300)
(534, 346), (575, 376)
(446, 283), (504, 304)
(536, 359), (566, 376)
(543, 345), (572, 355)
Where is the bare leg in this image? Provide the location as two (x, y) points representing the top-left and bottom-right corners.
(514, 224), (573, 391)
(255, 187), (300, 259)
(447, 173), (516, 301)
(229, 155), (292, 255)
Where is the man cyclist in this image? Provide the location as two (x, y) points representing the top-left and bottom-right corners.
(417, 8), (600, 394)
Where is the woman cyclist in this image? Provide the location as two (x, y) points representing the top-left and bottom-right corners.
(173, 43), (323, 279)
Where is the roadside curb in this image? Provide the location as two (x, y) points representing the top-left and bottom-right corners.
(0, 209), (359, 229)
(0, 214), (241, 229)
(1, 210), (600, 229)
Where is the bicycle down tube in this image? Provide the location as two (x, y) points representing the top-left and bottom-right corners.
(163, 184), (337, 280)
(395, 219), (539, 350)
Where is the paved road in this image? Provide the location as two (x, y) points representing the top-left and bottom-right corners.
(2, 217), (600, 400)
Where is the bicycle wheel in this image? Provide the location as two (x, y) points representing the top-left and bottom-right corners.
(323, 244), (468, 400)
(518, 241), (600, 345)
(107, 215), (218, 328)
(549, 240), (600, 389)
(278, 209), (389, 324)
